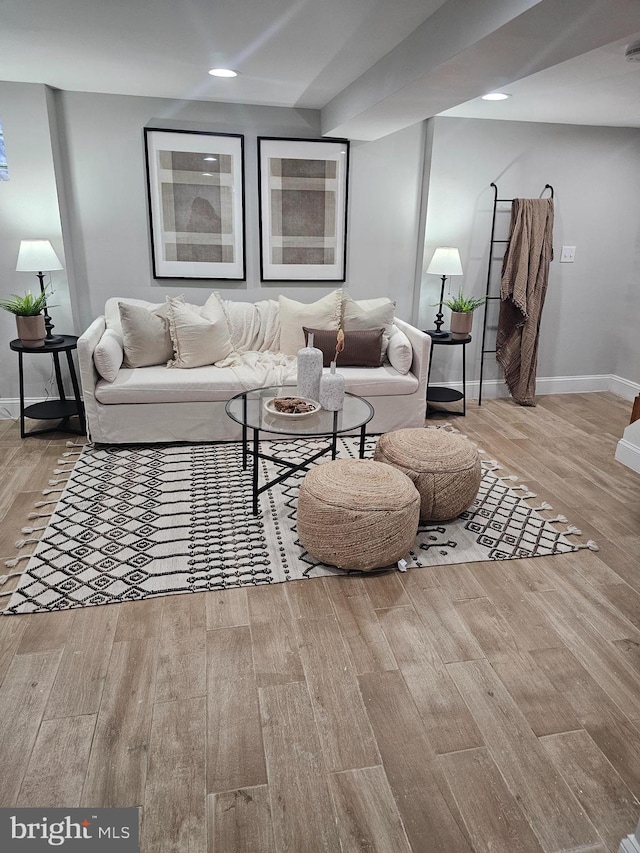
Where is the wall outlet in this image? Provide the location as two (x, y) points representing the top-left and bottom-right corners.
(560, 245), (576, 263)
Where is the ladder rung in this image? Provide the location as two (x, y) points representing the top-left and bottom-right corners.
(482, 349), (497, 354)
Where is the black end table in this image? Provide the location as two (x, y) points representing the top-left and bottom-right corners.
(10, 335), (86, 438)
(425, 331), (472, 416)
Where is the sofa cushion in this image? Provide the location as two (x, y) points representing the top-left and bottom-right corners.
(94, 362), (417, 405)
(93, 329), (124, 382)
(278, 291), (342, 356)
(119, 301), (174, 368)
(106, 297), (165, 336)
(167, 295), (233, 368)
(304, 327), (384, 368)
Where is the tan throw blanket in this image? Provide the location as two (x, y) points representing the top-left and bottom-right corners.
(496, 197), (554, 406)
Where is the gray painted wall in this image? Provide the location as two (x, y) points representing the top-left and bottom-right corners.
(0, 83), (74, 404)
(419, 116), (640, 392)
(54, 91), (424, 329)
(0, 86), (424, 400)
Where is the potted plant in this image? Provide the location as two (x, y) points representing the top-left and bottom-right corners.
(443, 291), (485, 339)
(0, 289), (50, 347)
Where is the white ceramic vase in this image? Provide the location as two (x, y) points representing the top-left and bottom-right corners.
(319, 361), (345, 411)
(297, 332), (323, 401)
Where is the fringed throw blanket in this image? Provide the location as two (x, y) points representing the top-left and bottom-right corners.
(496, 197), (554, 406)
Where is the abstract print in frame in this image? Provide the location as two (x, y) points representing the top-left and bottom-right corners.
(258, 137), (349, 281)
(144, 128), (245, 279)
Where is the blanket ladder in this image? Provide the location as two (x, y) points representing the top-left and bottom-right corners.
(478, 182), (554, 405)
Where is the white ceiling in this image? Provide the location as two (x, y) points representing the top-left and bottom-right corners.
(1, 0), (639, 139)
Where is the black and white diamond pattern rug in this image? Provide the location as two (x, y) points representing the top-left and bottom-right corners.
(3, 435), (588, 614)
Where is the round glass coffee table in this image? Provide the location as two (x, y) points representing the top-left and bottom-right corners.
(226, 385), (374, 515)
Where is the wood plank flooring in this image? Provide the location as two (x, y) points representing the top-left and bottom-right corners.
(1, 393), (639, 852)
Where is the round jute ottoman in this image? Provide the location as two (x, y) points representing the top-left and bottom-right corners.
(297, 459), (420, 571)
(374, 428), (481, 522)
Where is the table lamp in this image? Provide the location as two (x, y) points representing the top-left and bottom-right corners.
(426, 246), (463, 338)
(16, 239), (64, 344)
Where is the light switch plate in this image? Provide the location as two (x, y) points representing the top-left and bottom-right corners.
(560, 245), (576, 263)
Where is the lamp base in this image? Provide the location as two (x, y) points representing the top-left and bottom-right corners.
(44, 335), (65, 345)
(427, 329), (449, 339)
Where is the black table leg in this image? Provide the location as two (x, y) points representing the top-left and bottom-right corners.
(252, 428), (260, 515)
(359, 424), (366, 458)
(66, 349), (86, 433)
(242, 394), (248, 470)
(462, 343), (467, 416)
(17, 352), (26, 439)
(331, 411), (338, 459)
(52, 352), (66, 401)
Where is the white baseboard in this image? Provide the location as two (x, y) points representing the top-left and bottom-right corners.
(615, 438), (640, 475)
(609, 374), (640, 401)
(428, 374), (636, 401)
(0, 398), (44, 420)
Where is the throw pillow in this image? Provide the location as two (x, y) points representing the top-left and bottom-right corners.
(304, 327), (384, 368)
(278, 291), (342, 356)
(93, 329), (124, 382)
(167, 294), (233, 368)
(342, 294), (395, 333)
(387, 326), (413, 374)
(119, 301), (174, 368)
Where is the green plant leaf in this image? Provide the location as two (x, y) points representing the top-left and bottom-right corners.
(0, 286), (53, 316)
(442, 290), (485, 313)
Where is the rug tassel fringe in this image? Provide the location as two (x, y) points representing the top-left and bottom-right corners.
(61, 451), (82, 457)
(14, 537), (40, 549)
(573, 539), (599, 551)
(21, 525), (46, 534)
(0, 569), (24, 586)
(48, 477), (70, 486)
(532, 501), (553, 511)
(4, 554), (31, 568)
(497, 474), (519, 482)
(522, 491), (537, 499)
(41, 488), (63, 496)
(546, 514), (568, 523)
(562, 524), (582, 536)
(29, 508), (55, 516)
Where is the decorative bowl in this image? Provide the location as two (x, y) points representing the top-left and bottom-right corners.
(264, 396), (321, 418)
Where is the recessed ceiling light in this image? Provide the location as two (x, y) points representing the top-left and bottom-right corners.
(203, 157), (217, 161)
(481, 92), (511, 101)
(208, 68), (238, 78)
(202, 173), (214, 177)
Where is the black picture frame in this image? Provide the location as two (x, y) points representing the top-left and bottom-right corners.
(144, 128), (245, 280)
(258, 136), (349, 281)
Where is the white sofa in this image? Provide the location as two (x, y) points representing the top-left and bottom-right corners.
(77, 293), (431, 444)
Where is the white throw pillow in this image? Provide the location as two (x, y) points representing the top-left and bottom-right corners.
(386, 327), (413, 374)
(278, 291), (342, 356)
(167, 294), (233, 368)
(342, 294), (395, 332)
(93, 329), (124, 382)
(119, 301), (174, 368)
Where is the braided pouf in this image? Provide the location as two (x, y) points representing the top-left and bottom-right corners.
(374, 428), (481, 522)
(297, 459), (420, 571)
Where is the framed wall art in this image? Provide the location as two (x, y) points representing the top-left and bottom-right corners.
(144, 128), (245, 279)
(258, 137), (349, 281)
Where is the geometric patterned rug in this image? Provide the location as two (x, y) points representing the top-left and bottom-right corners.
(2, 432), (594, 614)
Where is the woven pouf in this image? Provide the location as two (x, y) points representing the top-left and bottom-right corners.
(374, 428), (481, 522)
(297, 459), (420, 571)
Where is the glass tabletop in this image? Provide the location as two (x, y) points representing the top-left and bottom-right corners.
(225, 385), (374, 437)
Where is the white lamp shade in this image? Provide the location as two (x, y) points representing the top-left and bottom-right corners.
(426, 246), (463, 277)
(16, 240), (63, 272)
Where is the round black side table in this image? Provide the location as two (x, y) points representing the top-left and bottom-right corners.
(10, 335), (86, 438)
(424, 331), (472, 416)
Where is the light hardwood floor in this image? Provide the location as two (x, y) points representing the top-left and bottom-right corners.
(1, 393), (639, 852)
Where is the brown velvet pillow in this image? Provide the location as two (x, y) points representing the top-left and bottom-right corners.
(303, 327), (384, 368)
